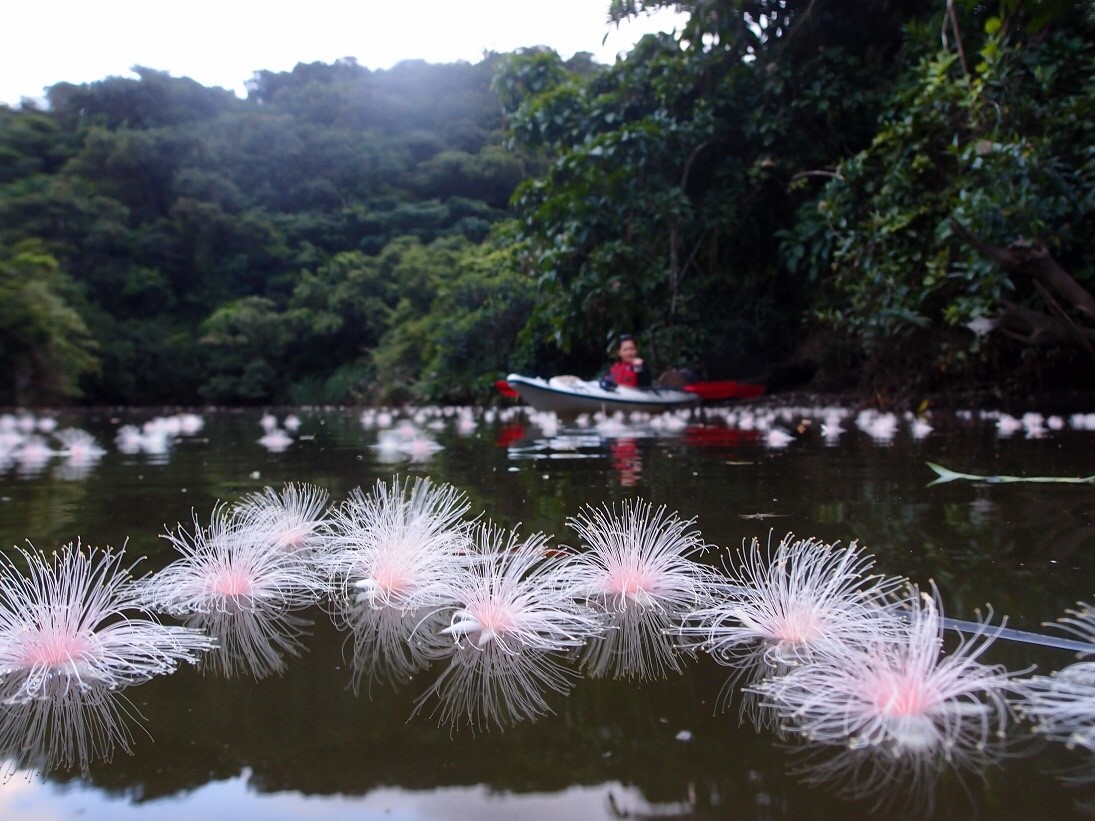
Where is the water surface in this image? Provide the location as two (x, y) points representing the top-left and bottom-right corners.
(1, 403), (1093, 819)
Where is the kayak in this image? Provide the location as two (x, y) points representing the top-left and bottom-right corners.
(499, 374), (766, 413)
(503, 374), (701, 414)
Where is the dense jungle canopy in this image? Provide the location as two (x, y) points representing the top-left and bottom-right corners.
(1, 0), (1092, 408)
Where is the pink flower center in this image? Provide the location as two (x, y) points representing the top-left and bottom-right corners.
(22, 631), (91, 668)
(275, 525), (309, 551)
(873, 672), (932, 716)
(774, 605), (822, 645)
(213, 568), (253, 597)
(606, 565), (653, 598)
(373, 560), (409, 598)
(472, 601), (514, 635)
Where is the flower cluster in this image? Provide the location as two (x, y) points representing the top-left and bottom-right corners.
(7, 477), (1091, 795)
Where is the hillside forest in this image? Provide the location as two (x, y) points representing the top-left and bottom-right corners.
(1, 0), (1092, 408)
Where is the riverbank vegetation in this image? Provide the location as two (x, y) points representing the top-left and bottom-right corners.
(1, 1), (1091, 407)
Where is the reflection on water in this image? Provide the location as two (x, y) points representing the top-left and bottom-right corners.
(184, 606), (311, 680)
(0, 775), (693, 821)
(610, 438), (642, 487)
(0, 680), (140, 778)
(785, 736), (1009, 817)
(0, 403), (1094, 817)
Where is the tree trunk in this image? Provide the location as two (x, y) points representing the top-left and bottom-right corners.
(950, 221), (1095, 364)
(951, 221), (1095, 320)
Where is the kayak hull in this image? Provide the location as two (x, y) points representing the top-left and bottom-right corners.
(505, 374), (701, 415)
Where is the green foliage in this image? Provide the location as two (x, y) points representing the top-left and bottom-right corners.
(493, 48), (574, 117)
(785, 14), (1095, 395)
(501, 3), (920, 378)
(199, 296), (296, 403)
(411, 145), (526, 209)
(83, 314), (201, 404)
(0, 107), (74, 184)
(366, 235), (529, 404)
(415, 236), (538, 401)
(0, 55), (523, 405)
(48, 68), (238, 130)
(191, 232), (525, 406)
(1, 5), (1089, 406)
(0, 240), (99, 404)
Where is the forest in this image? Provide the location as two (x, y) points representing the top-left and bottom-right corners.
(1, 0), (1092, 408)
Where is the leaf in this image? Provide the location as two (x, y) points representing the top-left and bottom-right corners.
(927, 462), (1095, 486)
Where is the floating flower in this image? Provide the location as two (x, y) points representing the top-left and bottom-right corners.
(13, 434), (56, 473)
(320, 477), (472, 611)
(54, 428), (106, 464)
(764, 427), (794, 448)
(142, 505), (323, 616)
(752, 584), (1020, 757)
(257, 428), (292, 451)
(682, 534), (905, 670)
(317, 477), (474, 688)
(1019, 663), (1095, 752)
(0, 543), (213, 703)
(53, 428), (108, 480)
(567, 499), (719, 680)
(1016, 602), (1095, 751)
(413, 524), (600, 730)
(370, 425), (444, 463)
(232, 483), (330, 554)
(176, 413), (204, 435)
(856, 409), (899, 442)
(678, 534), (907, 730)
(114, 424), (144, 454)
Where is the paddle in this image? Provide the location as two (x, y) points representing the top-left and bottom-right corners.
(494, 379), (519, 398)
(681, 380), (766, 401)
(495, 378), (765, 402)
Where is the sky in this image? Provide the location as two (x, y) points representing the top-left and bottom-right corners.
(2, 1), (687, 106)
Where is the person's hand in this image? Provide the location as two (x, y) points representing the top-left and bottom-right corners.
(633, 358), (643, 368)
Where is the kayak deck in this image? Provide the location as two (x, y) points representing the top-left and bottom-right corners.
(505, 374), (701, 414)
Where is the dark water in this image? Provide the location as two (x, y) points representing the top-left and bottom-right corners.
(0, 403), (1093, 819)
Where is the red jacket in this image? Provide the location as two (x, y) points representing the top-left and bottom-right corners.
(609, 360), (651, 388)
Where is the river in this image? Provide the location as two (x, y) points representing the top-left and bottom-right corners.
(0, 401), (1092, 818)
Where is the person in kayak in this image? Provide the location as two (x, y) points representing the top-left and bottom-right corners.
(600, 334), (652, 390)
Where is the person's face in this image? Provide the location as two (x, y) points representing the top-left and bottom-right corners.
(618, 339), (638, 362)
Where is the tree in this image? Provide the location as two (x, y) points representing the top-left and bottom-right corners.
(785, 7), (1095, 397)
(0, 241), (98, 404)
(198, 296), (295, 403)
(48, 67), (238, 131)
(0, 106), (74, 184)
(395, 229), (537, 402)
(367, 235), (524, 403)
(499, 2), (923, 377)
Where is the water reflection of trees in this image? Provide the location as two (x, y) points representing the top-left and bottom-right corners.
(839, 481), (1095, 627)
(765, 439), (1095, 625)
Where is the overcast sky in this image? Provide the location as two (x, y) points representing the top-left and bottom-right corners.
(2, 1), (686, 106)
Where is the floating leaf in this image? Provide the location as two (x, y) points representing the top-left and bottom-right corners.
(926, 462), (1095, 486)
